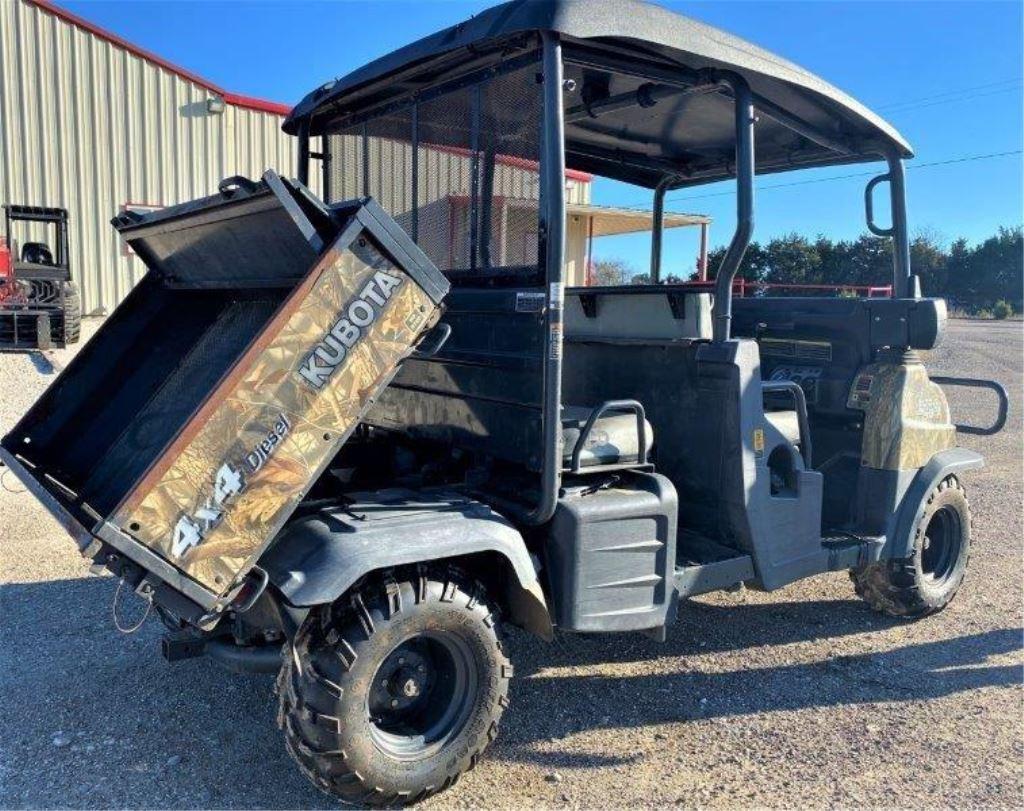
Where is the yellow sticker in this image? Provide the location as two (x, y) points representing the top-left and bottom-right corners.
(753, 428), (765, 456)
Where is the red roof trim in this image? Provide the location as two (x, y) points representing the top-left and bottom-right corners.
(27, 0), (293, 117)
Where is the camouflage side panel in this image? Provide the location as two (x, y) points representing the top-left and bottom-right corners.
(111, 237), (437, 598)
(849, 360), (955, 471)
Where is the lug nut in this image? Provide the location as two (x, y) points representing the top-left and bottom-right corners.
(391, 699), (399, 708)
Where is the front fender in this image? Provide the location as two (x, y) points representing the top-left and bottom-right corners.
(885, 448), (984, 558)
(260, 490), (551, 637)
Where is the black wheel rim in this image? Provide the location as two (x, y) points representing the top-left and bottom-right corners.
(366, 631), (478, 760)
(921, 505), (962, 584)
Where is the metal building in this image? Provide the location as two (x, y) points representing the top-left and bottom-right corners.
(0, 0), (314, 315)
(1, 0), (709, 314)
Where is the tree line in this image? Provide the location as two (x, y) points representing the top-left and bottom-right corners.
(615, 225), (1022, 314)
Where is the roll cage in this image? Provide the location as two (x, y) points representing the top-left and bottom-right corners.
(285, 0), (917, 524)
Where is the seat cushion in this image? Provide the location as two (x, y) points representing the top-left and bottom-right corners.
(562, 405), (654, 469)
(765, 410), (801, 445)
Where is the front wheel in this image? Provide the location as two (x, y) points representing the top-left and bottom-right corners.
(278, 568), (512, 806)
(852, 476), (971, 618)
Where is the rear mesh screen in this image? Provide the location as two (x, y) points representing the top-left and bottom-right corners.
(326, 57), (543, 279)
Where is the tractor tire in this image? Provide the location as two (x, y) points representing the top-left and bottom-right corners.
(277, 567), (512, 807)
(852, 476), (971, 618)
(62, 281), (81, 344)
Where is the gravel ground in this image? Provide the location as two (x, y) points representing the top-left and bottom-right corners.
(1, 317), (1020, 809)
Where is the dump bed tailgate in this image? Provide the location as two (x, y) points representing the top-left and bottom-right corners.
(1, 172), (448, 620)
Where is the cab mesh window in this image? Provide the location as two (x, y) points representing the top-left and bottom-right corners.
(325, 58), (543, 277)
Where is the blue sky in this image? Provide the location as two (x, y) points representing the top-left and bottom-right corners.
(65, 0), (1023, 275)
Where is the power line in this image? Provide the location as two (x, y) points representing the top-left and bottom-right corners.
(875, 77), (1022, 112)
(654, 149), (1023, 205)
(879, 85), (1023, 115)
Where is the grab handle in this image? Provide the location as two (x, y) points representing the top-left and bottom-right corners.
(932, 376), (1009, 436)
(762, 380), (813, 468)
(865, 173), (894, 237)
(569, 399), (647, 474)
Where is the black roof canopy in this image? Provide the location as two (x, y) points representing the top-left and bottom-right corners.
(285, 0), (912, 188)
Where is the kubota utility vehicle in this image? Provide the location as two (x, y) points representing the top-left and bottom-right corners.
(0, 204), (80, 350)
(1, 0), (1009, 805)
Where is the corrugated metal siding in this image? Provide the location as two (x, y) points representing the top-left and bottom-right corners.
(0, 0), (315, 314)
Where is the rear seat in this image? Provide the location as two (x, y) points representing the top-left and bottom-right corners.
(561, 287), (706, 471)
(561, 406), (654, 470)
(564, 287), (713, 341)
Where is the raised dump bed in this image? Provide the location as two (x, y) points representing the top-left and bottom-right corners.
(1, 171), (448, 620)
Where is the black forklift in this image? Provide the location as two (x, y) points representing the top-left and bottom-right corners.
(1, 0), (1009, 805)
(0, 204), (81, 350)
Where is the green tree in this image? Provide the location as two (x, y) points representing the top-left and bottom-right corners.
(696, 225), (1020, 310)
(761, 234), (820, 284)
(910, 232), (949, 297)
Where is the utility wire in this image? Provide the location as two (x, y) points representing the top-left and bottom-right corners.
(880, 85), (1023, 115)
(652, 150), (1023, 205)
(875, 77), (1022, 112)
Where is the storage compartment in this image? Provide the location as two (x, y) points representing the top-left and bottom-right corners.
(544, 470), (678, 632)
(2, 171), (449, 613)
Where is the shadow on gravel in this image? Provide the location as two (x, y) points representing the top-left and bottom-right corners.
(496, 603), (1023, 767)
(1, 576), (1020, 805)
(513, 598), (910, 676)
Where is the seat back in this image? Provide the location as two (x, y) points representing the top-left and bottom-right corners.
(565, 287), (712, 341)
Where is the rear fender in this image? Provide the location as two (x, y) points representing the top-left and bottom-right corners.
(885, 448), (983, 559)
(260, 494), (552, 639)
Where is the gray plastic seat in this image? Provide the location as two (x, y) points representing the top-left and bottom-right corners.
(561, 405), (654, 470)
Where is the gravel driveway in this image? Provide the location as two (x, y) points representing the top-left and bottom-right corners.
(1, 318), (1020, 809)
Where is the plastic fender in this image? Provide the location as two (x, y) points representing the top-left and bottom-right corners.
(885, 447), (983, 559)
(261, 502), (552, 638)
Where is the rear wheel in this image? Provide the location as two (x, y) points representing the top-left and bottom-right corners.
(278, 568), (511, 806)
(852, 476), (971, 618)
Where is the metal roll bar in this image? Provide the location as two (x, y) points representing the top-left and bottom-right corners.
(522, 30), (567, 526)
(650, 175), (679, 283)
(296, 118), (311, 186)
(885, 150), (912, 298)
(864, 148), (913, 299)
(711, 74), (756, 343)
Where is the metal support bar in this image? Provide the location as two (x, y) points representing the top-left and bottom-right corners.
(885, 150), (912, 298)
(698, 221), (709, 280)
(650, 175), (677, 283)
(469, 85), (482, 272)
(296, 119), (310, 186)
(361, 122), (370, 197)
(565, 82), (719, 124)
(712, 75), (756, 344)
(522, 30), (567, 526)
(410, 103), (419, 242)
(749, 93), (855, 156)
